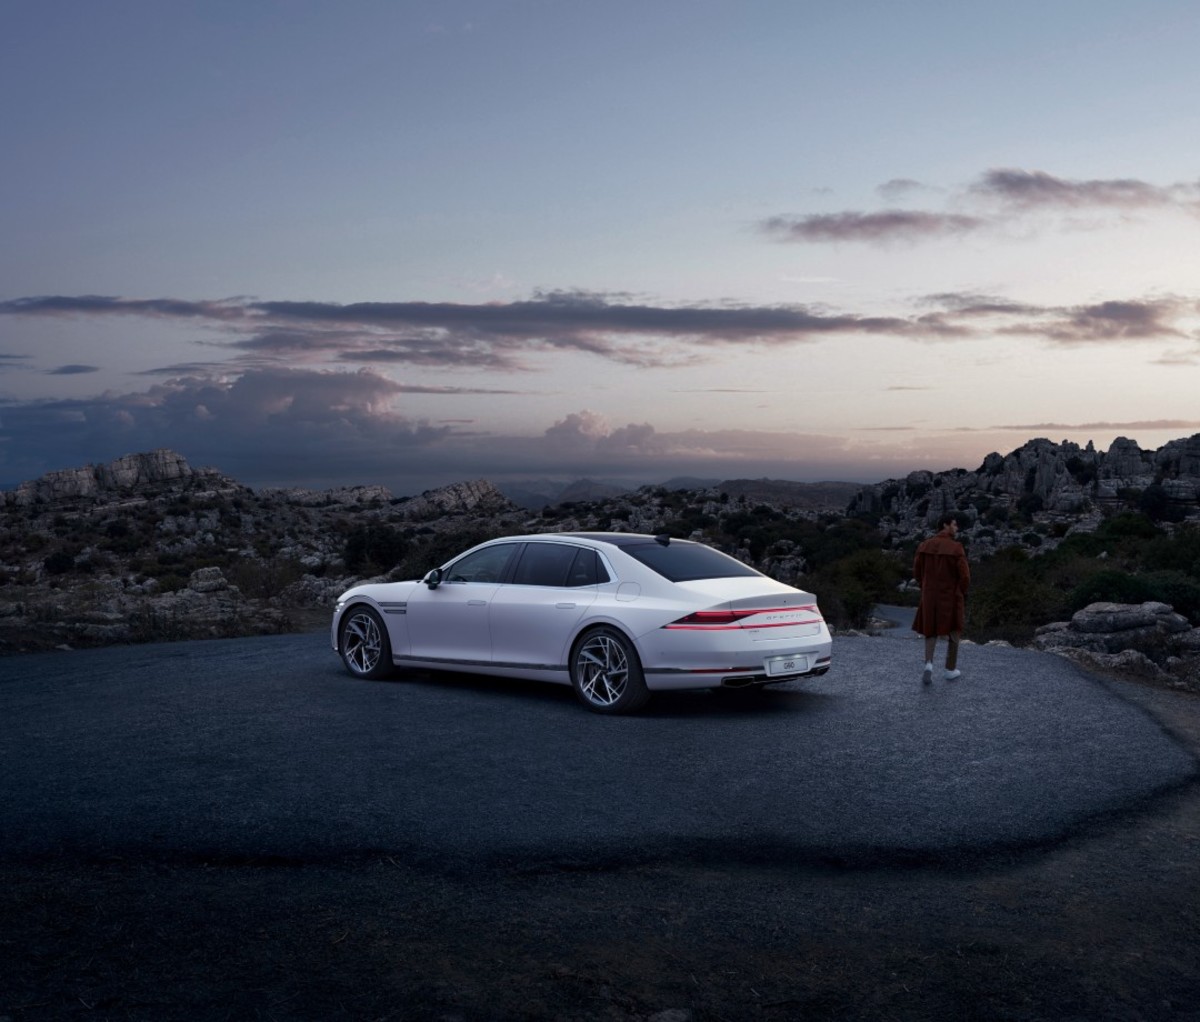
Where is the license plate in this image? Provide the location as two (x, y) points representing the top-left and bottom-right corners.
(765, 654), (808, 677)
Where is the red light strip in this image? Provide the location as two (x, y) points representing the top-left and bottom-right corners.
(663, 605), (823, 631)
(664, 619), (823, 631)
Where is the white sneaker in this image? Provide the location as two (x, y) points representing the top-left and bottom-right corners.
(922, 662), (933, 685)
(944, 669), (961, 681)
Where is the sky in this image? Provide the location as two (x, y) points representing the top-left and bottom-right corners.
(3, 0), (1200, 495)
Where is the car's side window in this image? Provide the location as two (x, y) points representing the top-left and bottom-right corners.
(566, 548), (607, 587)
(511, 542), (578, 587)
(444, 544), (517, 583)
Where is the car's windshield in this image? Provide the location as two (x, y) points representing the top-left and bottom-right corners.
(622, 541), (761, 582)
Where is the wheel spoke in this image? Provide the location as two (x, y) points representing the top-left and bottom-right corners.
(577, 635), (628, 705)
(345, 613), (381, 673)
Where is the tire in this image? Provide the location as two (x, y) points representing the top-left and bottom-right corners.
(569, 626), (650, 715)
(338, 605), (394, 680)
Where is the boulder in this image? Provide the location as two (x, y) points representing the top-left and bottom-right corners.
(188, 566), (231, 593)
(1033, 601), (1200, 661)
(1067, 601), (1190, 635)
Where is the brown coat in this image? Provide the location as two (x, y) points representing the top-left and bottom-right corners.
(912, 528), (970, 637)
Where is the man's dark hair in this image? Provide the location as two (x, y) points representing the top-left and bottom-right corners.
(938, 512), (959, 528)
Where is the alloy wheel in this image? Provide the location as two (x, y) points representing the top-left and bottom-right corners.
(574, 631), (631, 707)
(342, 610), (383, 675)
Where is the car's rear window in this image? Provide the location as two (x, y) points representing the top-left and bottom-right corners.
(622, 541), (762, 582)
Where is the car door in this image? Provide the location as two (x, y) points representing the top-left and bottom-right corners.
(488, 543), (602, 671)
(404, 543), (519, 665)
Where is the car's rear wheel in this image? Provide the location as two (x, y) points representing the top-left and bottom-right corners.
(570, 627), (650, 714)
(339, 606), (393, 680)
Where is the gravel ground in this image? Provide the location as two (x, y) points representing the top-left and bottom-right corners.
(2, 638), (1199, 1021)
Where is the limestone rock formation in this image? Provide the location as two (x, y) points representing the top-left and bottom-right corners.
(848, 434), (1200, 555)
(1032, 601), (1200, 694)
(392, 480), (519, 520)
(263, 484), (395, 506)
(2, 449), (233, 506)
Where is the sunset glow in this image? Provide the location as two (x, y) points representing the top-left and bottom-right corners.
(3, 1), (1199, 492)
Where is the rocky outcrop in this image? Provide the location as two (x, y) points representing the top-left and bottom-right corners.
(1033, 601), (1196, 655)
(1033, 601), (1200, 694)
(4, 443), (1199, 668)
(2, 449), (235, 506)
(262, 484), (395, 506)
(2, 567), (292, 650)
(0, 456), (529, 652)
(392, 480), (519, 520)
(848, 435), (1200, 557)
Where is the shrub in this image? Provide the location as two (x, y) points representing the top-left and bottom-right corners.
(1068, 570), (1157, 611)
(1098, 511), (1160, 541)
(343, 524), (408, 573)
(43, 550), (76, 575)
(1144, 526), (1200, 578)
(1143, 570), (1200, 622)
(966, 548), (1068, 645)
(226, 557), (308, 600)
(809, 548), (907, 630)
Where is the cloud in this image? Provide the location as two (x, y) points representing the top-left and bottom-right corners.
(761, 168), (1200, 246)
(915, 292), (1200, 345)
(1153, 350), (1200, 366)
(5, 364), (1197, 494)
(989, 418), (1200, 433)
(968, 168), (1194, 210)
(760, 211), (986, 244)
(0, 367), (455, 488)
(1005, 298), (1197, 344)
(0, 367), (926, 492)
(876, 178), (930, 201)
(46, 364), (100, 375)
(0, 291), (942, 372)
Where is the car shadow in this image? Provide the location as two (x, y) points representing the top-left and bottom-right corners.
(642, 686), (838, 719)
(387, 667), (836, 719)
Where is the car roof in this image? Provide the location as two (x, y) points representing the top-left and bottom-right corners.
(500, 532), (687, 548)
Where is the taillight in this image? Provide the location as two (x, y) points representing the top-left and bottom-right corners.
(663, 605), (822, 630)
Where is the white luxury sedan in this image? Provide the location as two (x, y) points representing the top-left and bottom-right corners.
(331, 531), (832, 714)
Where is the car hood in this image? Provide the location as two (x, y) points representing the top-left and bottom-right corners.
(337, 580), (422, 604)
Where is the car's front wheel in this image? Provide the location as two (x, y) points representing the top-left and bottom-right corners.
(570, 627), (650, 715)
(339, 605), (393, 680)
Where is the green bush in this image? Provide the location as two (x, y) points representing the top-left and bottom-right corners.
(1144, 525), (1200, 577)
(1068, 570), (1158, 611)
(1143, 570), (1200, 622)
(966, 548), (1068, 645)
(343, 523), (408, 573)
(810, 548), (907, 630)
(1097, 511), (1161, 541)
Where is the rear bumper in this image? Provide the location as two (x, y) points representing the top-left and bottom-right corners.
(644, 653), (832, 691)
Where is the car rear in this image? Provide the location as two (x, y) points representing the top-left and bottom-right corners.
(638, 581), (832, 689)
(597, 537), (833, 691)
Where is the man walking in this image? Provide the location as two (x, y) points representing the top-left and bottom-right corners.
(913, 512), (970, 683)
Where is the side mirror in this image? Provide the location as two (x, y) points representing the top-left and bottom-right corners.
(423, 567), (443, 589)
